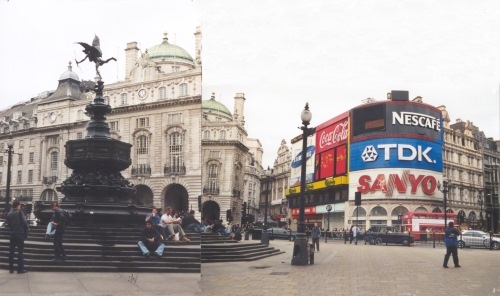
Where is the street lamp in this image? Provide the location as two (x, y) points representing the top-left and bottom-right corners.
(4, 137), (14, 214)
(292, 102), (314, 266)
(261, 167), (272, 246)
(478, 194), (483, 229)
(437, 178), (452, 227)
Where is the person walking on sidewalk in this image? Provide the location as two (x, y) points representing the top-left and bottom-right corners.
(443, 221), (461, 268)
(311, 223), (321, 251)
(6, 201), (29, 274)
(352, 225), (360, 245)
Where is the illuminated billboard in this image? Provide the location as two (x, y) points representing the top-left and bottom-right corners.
(350, 138), (442, 172)
(349, 169), (443, 200)
(289, 133), (316, 188)
(351, 101), (442, 142)
(314, 112), (349, 181)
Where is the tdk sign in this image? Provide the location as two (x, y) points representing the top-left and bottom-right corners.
(351, 138), (442, 172)
(392, 111), (440, 131)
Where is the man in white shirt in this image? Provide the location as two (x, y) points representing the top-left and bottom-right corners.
(352, 225), (360, 245)
(161, 206), (190, 242)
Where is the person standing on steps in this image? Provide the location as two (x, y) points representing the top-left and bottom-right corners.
(6, 201), (29, 274)
(443, 221), (461, 268)
(311, 222), (321, 252)
(50, 201), (67, 261)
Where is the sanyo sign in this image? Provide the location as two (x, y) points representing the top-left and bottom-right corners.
(392, 111), (440, 132)
(350, 138), (442, 172)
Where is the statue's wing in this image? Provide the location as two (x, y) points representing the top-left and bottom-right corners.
(76, 42), (102, 58)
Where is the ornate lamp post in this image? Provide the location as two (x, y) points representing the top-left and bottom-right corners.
(261, 167), (272, 246)
(437, 178), (452, 227)
(4, 137), (14, 214)
(292, 103), (314, 266)
(478, 194), (483, 229)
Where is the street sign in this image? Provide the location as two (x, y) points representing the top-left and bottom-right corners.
(326, 205), (332, 212)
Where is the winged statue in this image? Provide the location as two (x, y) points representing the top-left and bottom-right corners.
(75, 35), (116, 79)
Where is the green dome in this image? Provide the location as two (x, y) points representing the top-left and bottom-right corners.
(148, 33), (194, 63)
(202, 93), (232, 116)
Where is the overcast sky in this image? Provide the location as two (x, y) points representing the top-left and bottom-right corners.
(1, 1), (500, 169)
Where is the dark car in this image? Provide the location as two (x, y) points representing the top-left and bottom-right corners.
(267, 228), (296, 241)
(365, 226), (414, 246)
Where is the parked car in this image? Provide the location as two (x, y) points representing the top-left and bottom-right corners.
(364, 226), (414, 246)
(267, 228), (296, 241)
(458, 230), (500, 250)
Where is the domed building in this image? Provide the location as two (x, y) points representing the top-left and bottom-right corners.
(201, 92), (264, 225)
(0, 27), (202, 217)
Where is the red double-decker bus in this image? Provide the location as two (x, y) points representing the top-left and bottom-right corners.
(401, 212), (458, 240)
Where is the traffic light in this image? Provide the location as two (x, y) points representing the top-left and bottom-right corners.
(242, 202), (247, 224)
(355, 192), (362, 206)
(226, 209), (232, 222)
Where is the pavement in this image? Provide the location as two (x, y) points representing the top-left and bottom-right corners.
(1, 239), (499, 296)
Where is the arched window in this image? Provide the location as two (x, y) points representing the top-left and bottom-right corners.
(432, 207), (442, 213)
(353, 207), (366, 217)
(370, 206), (387, 216)
(41, 189), (57, 202)
(220, 130), (226, 140)
(391, 206), (408, 216)
(169, 132), (184, 173)
(77, 110), (84, 120)
(159, 87), (167, 100)
(179, 83), (188, 97)
(415, 206), (428, 212)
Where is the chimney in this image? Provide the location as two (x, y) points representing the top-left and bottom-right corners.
(233, 93), (245, 126)
(124, 42), (139, 80)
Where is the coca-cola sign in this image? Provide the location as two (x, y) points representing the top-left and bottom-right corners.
(316, 118), (348, 153)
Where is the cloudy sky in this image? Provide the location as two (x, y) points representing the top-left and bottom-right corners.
(1, 0), (500, 169)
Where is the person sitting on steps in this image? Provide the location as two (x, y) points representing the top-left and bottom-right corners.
(138, 220), (164, 258)
(161, 206), (190, 242)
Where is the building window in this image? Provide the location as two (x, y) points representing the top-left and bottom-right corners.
(77, 132), (83, 139)
(30, 138), (35, 146)
(203, 130), (210, 140)
(19, 140), (24, 148)
(0, 172), (2, 184)
(48, 136), (58, 146)
(168, 113), (182, 125)
(219, 130), (226, 140)
(136, 136), (149, 155)
(109, 121), (118, 131)
(77, 110), (84, 120)
(28, 170), (33, 183)
(0, 156), (3, 166)
(17, 170), (22, 183)
(209, 151), (220, 159)
(50, 151), (58, 171)
(0, 143), (4, 151)
(29, 152), (34, 163)
(121, 93), (128, 105)
(172, 66), (180, 72)
(18, 153), (23, 165)
(136, 117), (150, 128)
(179, 83), (188, 97)
(159, 87), (167, 100)
(169, 132), (184, 172)
(207, 164), (219, 193)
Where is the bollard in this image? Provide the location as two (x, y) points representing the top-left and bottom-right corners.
(309, 243), (314, 265)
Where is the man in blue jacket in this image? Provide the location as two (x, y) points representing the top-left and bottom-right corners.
(311, 223), (321, 251)
(443, 221), (461, 268)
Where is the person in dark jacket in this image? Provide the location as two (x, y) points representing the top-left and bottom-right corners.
(138, 220), (165, 257)
(50, 201), (67, 261)
(443, 221), (461, 268)
(6, 200), (29, 273)
(212, 219), (227, 235)
(311, 223), (321, 251)
(181, 210), (202, 232)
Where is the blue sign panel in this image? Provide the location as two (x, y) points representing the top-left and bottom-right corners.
(350, 138), (442, 172)
(291, 146), (315, 168)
